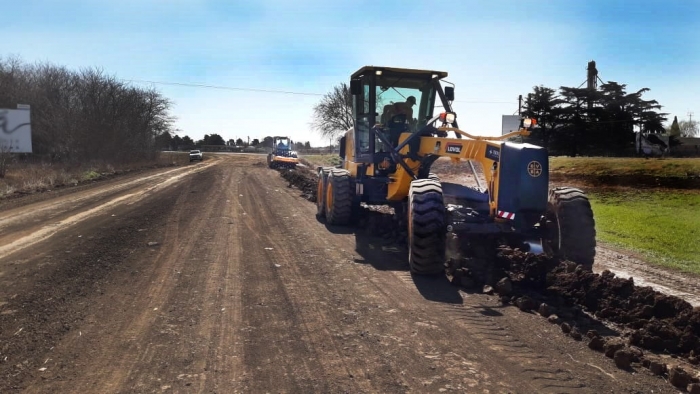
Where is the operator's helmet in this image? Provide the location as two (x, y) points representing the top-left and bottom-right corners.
(407, 96), (417, 106)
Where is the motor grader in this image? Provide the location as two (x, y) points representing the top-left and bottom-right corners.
(267, 136), (299, 169)
(316, 66), (596, 275)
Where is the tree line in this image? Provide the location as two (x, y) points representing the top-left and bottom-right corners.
(0, 56), (174, 163)
(520, 82), (677, 156)
(154, 132), (314, 151)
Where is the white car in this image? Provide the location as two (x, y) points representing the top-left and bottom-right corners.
(189, 150), (203, 162)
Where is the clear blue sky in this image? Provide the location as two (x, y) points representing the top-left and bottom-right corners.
(3, 0), (699, 146)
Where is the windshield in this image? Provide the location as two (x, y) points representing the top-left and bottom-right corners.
(275, 138), (291, 150)
(375, 75), (436, 132)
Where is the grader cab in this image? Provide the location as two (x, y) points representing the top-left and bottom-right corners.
(316, 66), (596, 275)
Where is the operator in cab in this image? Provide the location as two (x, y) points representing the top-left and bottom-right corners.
(381, 96), (417, 130)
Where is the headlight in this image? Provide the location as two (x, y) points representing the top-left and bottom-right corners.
(439, 112), (457, 124)
(523, 118), (537, 128)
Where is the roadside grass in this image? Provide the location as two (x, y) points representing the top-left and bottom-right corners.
(300, 154), (342, 168)
(550, 157), (700, 178)
(589, 189), (700, 274)
(0, 151), (191, 199)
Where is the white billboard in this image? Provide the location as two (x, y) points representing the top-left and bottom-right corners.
(0, 107), (32, 153)
(501, 115), (520, 135)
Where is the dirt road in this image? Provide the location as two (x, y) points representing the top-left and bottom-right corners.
(0, 154), (683, 393)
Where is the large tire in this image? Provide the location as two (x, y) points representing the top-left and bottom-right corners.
(408, 179), (446, 275)
(325, 169), (353, 225)
(316, 168), (331, 217)
(546, 187), (597, 269)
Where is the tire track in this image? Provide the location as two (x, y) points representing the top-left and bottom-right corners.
(392, 270), (590, 393)
(250, 169), (517, 392)
(236, 171), (373, 393)
(19, 162), (228, 393)
(439, 303), (587, 392)
(0, 161), (215, 259)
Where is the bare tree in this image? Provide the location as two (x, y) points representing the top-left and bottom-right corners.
(311, 82), (353, 140)
(679, 119), (699, 137)
(0, 56), (175, 164)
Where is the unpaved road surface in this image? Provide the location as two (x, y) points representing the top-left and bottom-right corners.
(0, 154), (684, 393)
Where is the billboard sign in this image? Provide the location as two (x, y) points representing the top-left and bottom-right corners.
(501, 115), (520, 136)
(0, 107), (32, 153)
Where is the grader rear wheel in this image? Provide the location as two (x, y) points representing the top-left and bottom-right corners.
(545, 187), (597, 270)
(407, 179), (446, 275)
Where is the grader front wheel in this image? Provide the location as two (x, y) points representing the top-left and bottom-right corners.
(316, 168), (331, 218)
(407, 179), (446, 275)
(324, 169), (353, 225)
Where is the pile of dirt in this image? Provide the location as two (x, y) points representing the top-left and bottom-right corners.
(493, 247), (700, 359)
(278, 167), (317, 202)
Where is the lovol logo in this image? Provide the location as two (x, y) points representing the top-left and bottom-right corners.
(486, 145), (500, 162)
(445, 143), (462, 154)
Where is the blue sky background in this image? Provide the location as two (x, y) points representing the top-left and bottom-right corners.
(2, 0), (699, 146)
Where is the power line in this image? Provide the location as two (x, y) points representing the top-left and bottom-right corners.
(124, 78), (516, 104)
(123, 79), (324, 96)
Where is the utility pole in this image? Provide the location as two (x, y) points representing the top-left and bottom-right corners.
(518, 95), (522, 117)
(689, 111), (694, 124)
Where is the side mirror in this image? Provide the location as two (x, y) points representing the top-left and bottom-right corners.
(444, 86), (454, 101)
(350, 78), (362, 95)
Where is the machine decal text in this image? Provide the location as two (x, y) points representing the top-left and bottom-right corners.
(486, 146), (500, 161)
(445, 143), (462, 154)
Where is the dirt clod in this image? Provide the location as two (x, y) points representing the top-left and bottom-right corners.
(570, 327), (582, 341)
(649, 361), (666, 376)
(561, 322), (571, 334)
(547, 314), (560, 324)
(588, 336), (605, 351)
(669, 366), (692, 389)
(483, 285), (494, 295)
(538, 303), (552, 317)
(628, 347), (643, 362)
(586, 330), (599, 339)
(688, 383), (700, 394)
(614, 349), (633, 369)
(604, 339), (626, 359)
(516, 296), (537, 312)
(495, 277), (513, 296)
